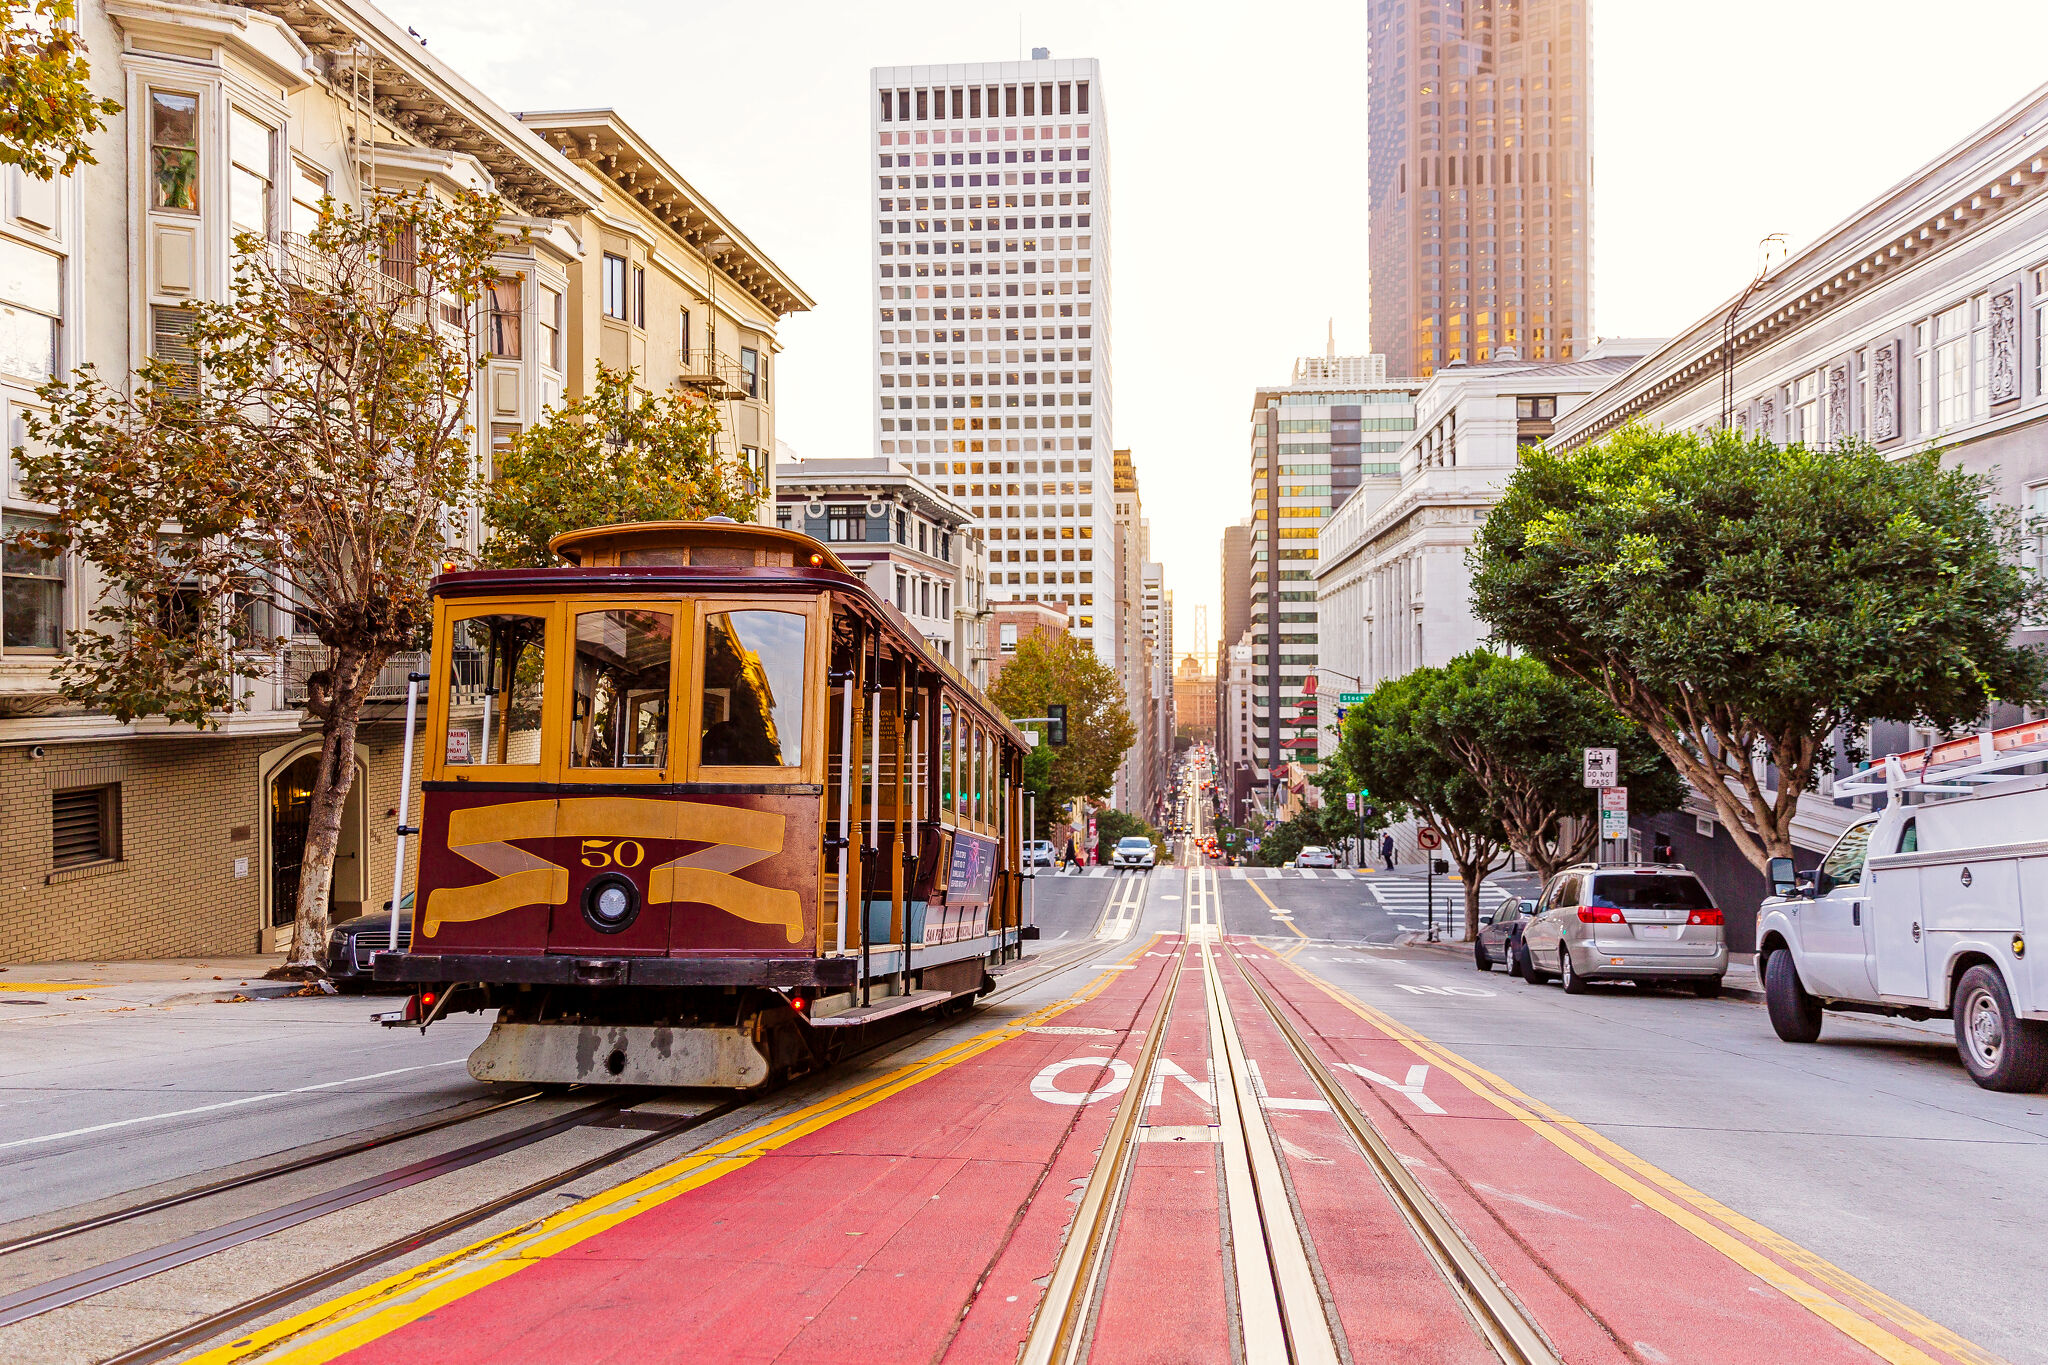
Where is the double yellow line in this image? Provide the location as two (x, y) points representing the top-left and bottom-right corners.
(1269, 955), (2007, 1365)
(195, 936), (1167, 1365)
(1244, 875), (1311, 957)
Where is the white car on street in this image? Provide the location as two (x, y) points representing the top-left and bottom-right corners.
(1112, 836), (1156, 871)
(1295, 846), (1338, 869)
(1759, 736), (2048, 1092)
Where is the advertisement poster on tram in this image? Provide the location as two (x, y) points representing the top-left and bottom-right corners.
(947, 831), (998, 904)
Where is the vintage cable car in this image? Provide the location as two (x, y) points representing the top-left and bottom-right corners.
(373, 519), (1032, 1087)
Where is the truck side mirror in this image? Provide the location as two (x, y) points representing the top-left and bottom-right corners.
(1767, 856), (1797, 898)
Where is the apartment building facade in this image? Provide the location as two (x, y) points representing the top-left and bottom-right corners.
(1366, 0), (1592, 379)
(1245, 350), (1421, 809)
(867, 55), (1116, 668)
(773, 457), (987, 675)
(0, 0), (805, 962)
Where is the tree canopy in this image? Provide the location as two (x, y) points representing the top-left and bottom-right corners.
(0, 0), (121, 180)
(481, 363), (750, 568)
(14, 190), (504, 969)
(987, 632), (1135, 814)
(1471, 425), (2047, 871)
(1426, 650), (1684, 884)
(1335, 666), (1510, 938)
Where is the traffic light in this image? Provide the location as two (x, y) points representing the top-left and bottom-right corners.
(1047, 703), (1067, 746)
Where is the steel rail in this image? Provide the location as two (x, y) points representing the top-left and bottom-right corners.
(0, 1090), (545, 1257)
(1223, 946), (1564, 1365)
(1019, 867), (1175, 1365)
(98, 1096), (746, 1365)
(0, 1091), (652, 1330)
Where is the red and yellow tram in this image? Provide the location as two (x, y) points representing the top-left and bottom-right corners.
(374, 519), (1032, 1087)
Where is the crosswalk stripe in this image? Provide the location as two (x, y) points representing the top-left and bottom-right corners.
(1334, 870), (1355, 880)
(1088, 866), (1108, 878)
(1299, 870), (1319, 880)
(1231, 868), (1247, 880)
(1264, 868), (1279, 880)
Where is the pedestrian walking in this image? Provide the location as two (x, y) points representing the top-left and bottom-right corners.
(1065, 835), (1080, 873)
(1380, 832), (1396, 871)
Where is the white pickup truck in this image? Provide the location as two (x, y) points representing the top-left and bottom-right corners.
(1757, 766), (2048, 1092)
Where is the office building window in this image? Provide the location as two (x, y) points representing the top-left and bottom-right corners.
(1916, 295), (1986, 432)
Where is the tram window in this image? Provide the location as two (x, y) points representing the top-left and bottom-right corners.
(571, 609), (674, 769)
(973, 727), (986, 826)
(940, 701), (955, 813)
(700, 610), (806, 767)
(448, 612), (547, 766)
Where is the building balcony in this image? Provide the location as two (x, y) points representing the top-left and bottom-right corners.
(674, 348), (753, 402)
(281, 636), (438, 707)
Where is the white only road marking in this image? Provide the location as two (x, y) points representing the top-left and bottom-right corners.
(1145, 1057), (1216, 1108)
(0, 1060), (468, 1152)
(1335, 1062), (1446, 1115)
(1031, 1057), (1133, 1106)
(1264, 868), (1280, 880)
(1394, 983), (1496, 997)
(1088, 866), (1109, 878)
(1232, 868), (1248, 880)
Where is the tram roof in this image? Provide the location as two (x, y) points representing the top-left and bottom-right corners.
(441, 520), (1026, 748)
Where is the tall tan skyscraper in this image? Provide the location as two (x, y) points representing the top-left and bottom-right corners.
(1367, 0), (1592, 378)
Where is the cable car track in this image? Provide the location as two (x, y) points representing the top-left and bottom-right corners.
(0, 880), (1140, 1364)
(1023, 865), (1560, 1365)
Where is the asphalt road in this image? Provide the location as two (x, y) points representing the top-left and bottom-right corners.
(0, 998), (495, 1224)
(1263, 923), (2048, 1365)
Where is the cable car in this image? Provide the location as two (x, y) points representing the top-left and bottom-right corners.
(373, 520), (1031, 1087)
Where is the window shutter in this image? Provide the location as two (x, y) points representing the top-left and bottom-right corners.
(53, 787), (110, 867)
(151, 308), (198, 398)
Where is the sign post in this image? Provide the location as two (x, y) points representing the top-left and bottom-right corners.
(1583, 747), (1618, 865)
(1416, 827), (1444, 940)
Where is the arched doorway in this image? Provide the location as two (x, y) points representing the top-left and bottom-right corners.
(265, 748), (367, 948)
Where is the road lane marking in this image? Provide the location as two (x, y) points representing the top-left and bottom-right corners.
(0, 1061), (469, 1153)
(1244, 876), (1310, 944)
(1269, 953), (1996, 1365)
(191, 938), (1170, 1365)
(1332, 1061), (1446, 1115)
(1031, 1057), (1134, 1105)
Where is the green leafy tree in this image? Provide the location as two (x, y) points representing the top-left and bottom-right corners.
(1092, 807), (1161, 864)
(14, 190), (505, 973)
(1, 0), (120, 180)
(987, 631), (1135, 811)
(1336, 669), (1511, 938)
(1428, 650), (1685, 884)
(1471, 426), (2048, 872)
(1019, 742), (1056, 838)
(482, 363), (748, 567)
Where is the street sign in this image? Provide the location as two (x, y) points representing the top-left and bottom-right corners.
(1416, 827), (1443, 850)
(1599, 786), (1629, 840)
(1346, 793), (1358, 811)
(1338, 692), (1368, 704)
(1583, 747), (1619, 788)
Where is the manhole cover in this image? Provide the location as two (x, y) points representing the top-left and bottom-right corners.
(1025, 1025), (1116, 1036)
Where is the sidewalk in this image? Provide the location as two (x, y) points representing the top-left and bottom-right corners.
(0, 953), (302, 1017)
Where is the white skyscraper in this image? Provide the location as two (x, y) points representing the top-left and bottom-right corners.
(869, 54), (1115, 663)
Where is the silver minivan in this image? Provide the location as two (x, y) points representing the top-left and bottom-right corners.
(1516, 864), (1728, 996)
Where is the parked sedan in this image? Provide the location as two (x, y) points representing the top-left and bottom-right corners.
(1517, 865), (1727, 994)
(326, 892), (413, 991)
(1295, 845), (1339, 869)
(1474, 893), (1537, 972)
(1112, 836), (1157, 871)
(1023, 840), (1057, 870)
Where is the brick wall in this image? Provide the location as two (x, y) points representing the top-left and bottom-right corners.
(0, 719), (426, 965)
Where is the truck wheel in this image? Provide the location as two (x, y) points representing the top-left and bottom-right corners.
(1560, 947), (1590, 994)
(1474, 940), (1493, 973)
(1953, 965), (2048, 1092)
(1764, 950), (1823, 1043)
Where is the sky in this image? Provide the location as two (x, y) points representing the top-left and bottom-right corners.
(397, 0), (2047, 665)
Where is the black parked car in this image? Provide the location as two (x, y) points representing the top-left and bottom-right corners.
(326, 892), (414, 991)
(1474, 892), (1536, 973)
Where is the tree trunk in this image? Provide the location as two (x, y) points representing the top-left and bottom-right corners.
(285, 653), (373, 973)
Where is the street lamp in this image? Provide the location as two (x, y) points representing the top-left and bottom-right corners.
(1721, 233), (1787, 431)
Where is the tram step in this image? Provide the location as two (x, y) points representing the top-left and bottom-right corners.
(807, 989), (955, 1028)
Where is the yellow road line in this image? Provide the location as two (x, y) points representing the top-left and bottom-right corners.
(1244, 875), (1311, 943)
(1271, 954), (2004, 1365)
(194, 935), (1168, 1365)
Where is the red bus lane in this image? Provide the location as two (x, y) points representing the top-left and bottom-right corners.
(1208, 943), (1517, 1365)
(302, 938), (1179, 1365)
(1081, 937), (1233, 1362)
(1233, 943), (1977, 1365)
